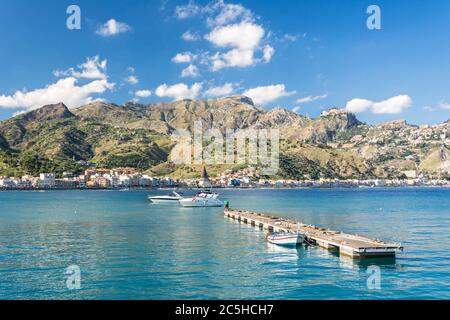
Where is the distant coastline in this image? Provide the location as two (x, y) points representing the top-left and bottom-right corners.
(1, 183), (449, 192)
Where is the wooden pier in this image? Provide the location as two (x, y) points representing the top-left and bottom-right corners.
(224, 209), (403, 259)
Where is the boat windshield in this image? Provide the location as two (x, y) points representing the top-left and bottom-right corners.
(195, 191), (216, 197)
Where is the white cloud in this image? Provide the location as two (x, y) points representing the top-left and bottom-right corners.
(0, 77), (114, 110)
(206, 22), (266, 70)
(176, 0), (253, 26)
(182, 30), (200, 41)
(242, 84), (295, 105)
(175, 0), (200, 19)
(155, 82), (203, 101)
(345, 95), (412, 114)
(204, 83), (235, 98)
(282, 33), (303, 42)
(181, 64), (200, 78)
(439, 102), (450, 110)
(262, 45), (274, 63)
(96, 19), (131, 37)
(292, 106), (302, 113)
(173, 2), (274, 72)
(135, 90), (152, 98)
(12, 110), (26, 117)
(125, 75), (139, 85)
(296, 93), (328, 104)
(54, 55), (107, 80)
(207, 22), (264, 51)
(345, 98), (373, 113)
(172, 52), (196, 64)
(205, 1), (253, 27)
(1, 56), (114, 110)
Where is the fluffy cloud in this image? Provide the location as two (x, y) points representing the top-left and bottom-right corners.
(242, 84), (296, 105)
(346, 95), (412, 114)
(282, 33), (303, 42)
(292, 106), (302, 113)
(173, 1), (273, 72)
(206, 22), (264, 53)
(96, 19), (131, 37)
(206, 22), (265, 70)
(0, 77), (114, 110)
(175, 0), (252, 26)
(296, 93), (328, 104)
(54, 55), (107, 80)
(439, 102), (450, 110)
(204, 83), (235, 98)
(135, 90), (152, 98)
(155, 82), (203, 101)
(1, 56), (114, 110)
(175, 1), (200, 19)
(205, 1), (253, 26)
(262, 45), (274, 63)
(182, 30), (200, 41)
(172, 52), (196, 64)
(181, 64), (200, 78)
(345, 98), (372, 113)
(125, 75), (139, 85)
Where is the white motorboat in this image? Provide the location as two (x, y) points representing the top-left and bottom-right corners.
(266, 231), (305, 247)
(148, 191), (183, 204)
(178, 190), (224, 207)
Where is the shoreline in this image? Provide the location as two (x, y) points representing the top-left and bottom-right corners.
(1, 185), (449, 192)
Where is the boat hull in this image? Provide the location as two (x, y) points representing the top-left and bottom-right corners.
(267, 234), (305, 247)
(179, 198), (224, 207)
(148, 195), (182, 204)
(149, 198), (181, 204)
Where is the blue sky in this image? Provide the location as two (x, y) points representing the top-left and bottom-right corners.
(1, 0), (450, 125)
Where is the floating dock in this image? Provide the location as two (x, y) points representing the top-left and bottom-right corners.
(224, 209), (403, 259)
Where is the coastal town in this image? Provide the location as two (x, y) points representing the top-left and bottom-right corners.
(1, 166), (449, 190)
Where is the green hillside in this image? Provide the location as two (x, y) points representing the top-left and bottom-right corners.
(0, 97), (449, 179)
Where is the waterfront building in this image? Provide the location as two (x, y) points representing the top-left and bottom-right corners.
(104, 174), (119, 188)
(96, 176), (111, 188)
(0, 178), (14, 188)
(39, 173), (55, 188)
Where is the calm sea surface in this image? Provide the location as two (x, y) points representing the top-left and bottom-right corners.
(0, 188), (449, 300)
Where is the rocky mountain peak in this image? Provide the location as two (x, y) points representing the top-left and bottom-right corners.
(377, 120), (416, 130)
(18, 103), (74, 123)
(227, 95), (255, 106)
(319, 108), (362, 129)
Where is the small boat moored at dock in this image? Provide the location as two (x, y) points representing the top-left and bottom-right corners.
(267, 231), (305, 247)
(224, 208), (404, 258)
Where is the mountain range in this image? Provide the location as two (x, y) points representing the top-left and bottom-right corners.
(0, 96), (449, 179)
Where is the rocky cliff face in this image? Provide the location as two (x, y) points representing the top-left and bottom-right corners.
(0, 103), (76, 147)
(73, 96), (263, 134)
(20, 103), (75, 122)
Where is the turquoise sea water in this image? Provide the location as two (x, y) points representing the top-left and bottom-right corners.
(0, 188), (449, 300)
